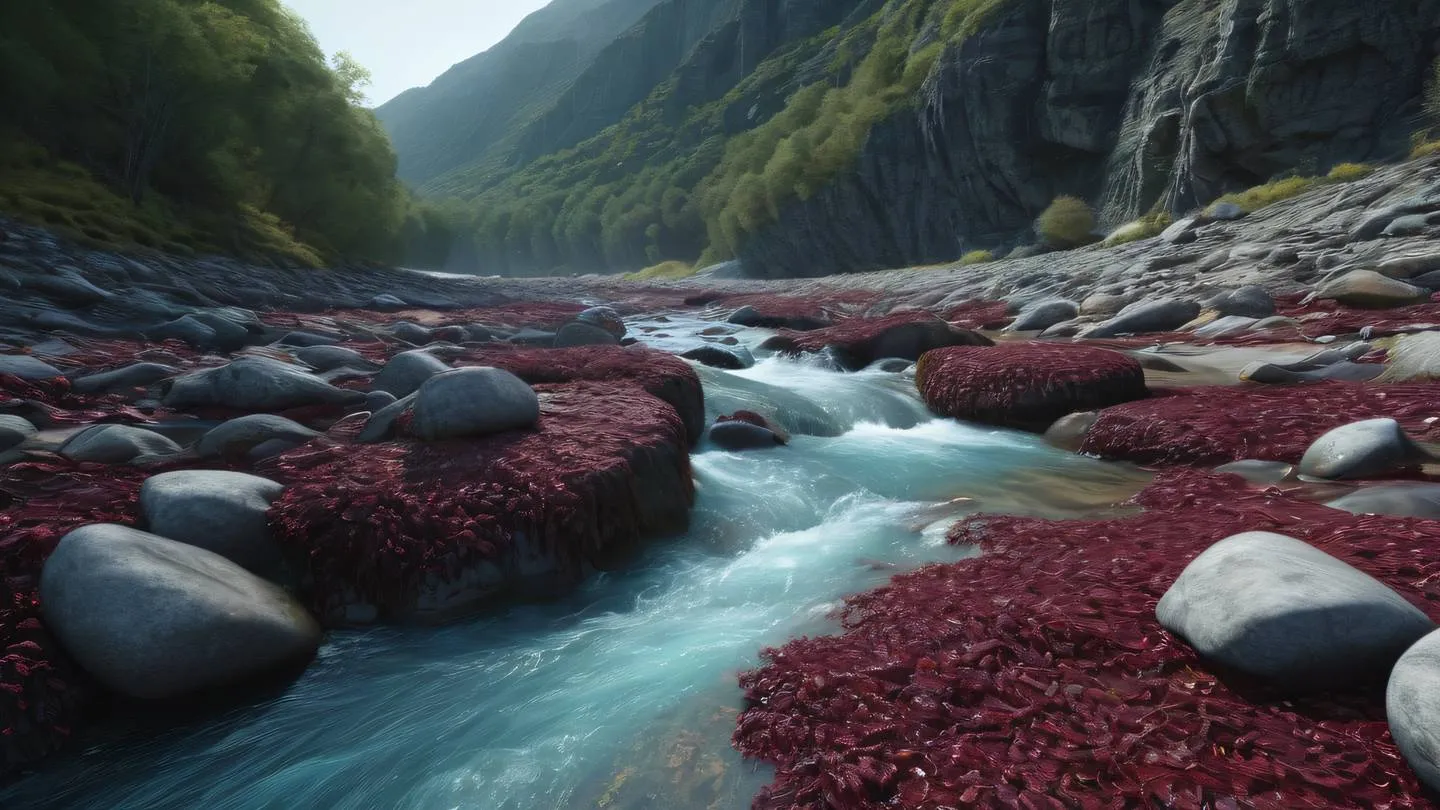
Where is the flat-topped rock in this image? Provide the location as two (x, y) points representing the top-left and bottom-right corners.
(409, 367), (540, 441)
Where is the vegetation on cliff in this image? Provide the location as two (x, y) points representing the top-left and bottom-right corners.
(0, 0), (438, 266)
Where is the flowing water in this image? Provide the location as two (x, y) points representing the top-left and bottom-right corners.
(3, 339), (1149, 810)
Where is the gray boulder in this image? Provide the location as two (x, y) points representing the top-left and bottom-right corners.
(1008, 299), (1079, 332)
(140, 470), (286, 574)
(292, 345), (376, 373)
(680, 344), (755, 370)
(0, 414), (37, 451)
(1413, 270), (1440, 292)
(1083, 299), (1201, 338)
(365, 390), (398, 412)
(554, 322), (620, 348)
(1214, 460), (1296, 485)
(40, 524), (319, 700)
(371, 349), (450, 397)
(71, 362), (178, 395)
(1207, 202), (1246, 221)
(1383, 215), (1432, 238)
(357, 392), (417, 443)
(1042, 411), (1098, 452)
(1316, 270), (1429, 308)
(164, 357), (361, 412)
(727, 305), (831, 331)
(389, 321), (433, 345)
(1326, 483), (1440, 520)
(1193, 315), (1259, 339)
(276, 330), (341, 347)
(408, 367), (540, 441)
(147, 315), (219, 347)
(575, 306), (626, 339)
(1387, 629), (1440, 791)
(196, 414), (319, 458)
(1203, 286), (1275, 318)
(59, 425), (181, 464)
(1158, 531), (1434, 689)
(0, 354), (62, 380)
(1299, 418), (1430, 480)
(1079, 293), (1129, 317)
(187, 312), (252, 351)
(508, 328), (557, 346)
(709, 420), (785, 451)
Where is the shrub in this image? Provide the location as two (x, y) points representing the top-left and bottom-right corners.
(1325, 163), (1375, 183)
(1412, 134), (1440, 159)
(958, 249), (995, 265)
(626, 260), (695, 281)
(1208, 175), (1318, 215)
(1102, 212), (1173, 246)
(1036, 196), (1097, 248)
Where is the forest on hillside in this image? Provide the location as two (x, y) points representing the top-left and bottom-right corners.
(0, 0), (453, 267)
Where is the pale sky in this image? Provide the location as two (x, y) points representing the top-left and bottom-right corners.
(284, 0), (552, 106)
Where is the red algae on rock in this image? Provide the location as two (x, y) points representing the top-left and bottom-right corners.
(735, 470), (1440, 809)
(1082, 381), (1440, 466)
(763, 313), (993, 370)
(917, 344), (1148, 431)
(265, 380), (693, 621)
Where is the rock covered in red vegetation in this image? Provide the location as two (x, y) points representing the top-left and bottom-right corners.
(1082, 381), (1440, 466)
(916, 344), (1149, 431)
(265, 380), (694, 623)
(735, 471), (1440, 808)
(763, 313), (993, 371)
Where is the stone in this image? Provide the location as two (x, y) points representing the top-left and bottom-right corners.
(680, 344), (755, 370)
(1079, 293), (1130, 318)
(1251, 315), (1302, 331)
(1008, 299), (1079, 332)
(292, 345), (376, 373)
(277, 330), (341, 347)
(59, 424), (181, 464)
(1412, 269), (1440, 292)
(554, 322), (621, 348)
(1383, 215), (1432, 238)
(1207, 202), (1246, 221)
(371, 349), (450, 398)
(39, 524), (319, 700)
(188, 312), (252, 350)
(140, 470), (286, 574)
(1160, 217), (1199, 244)
(1203, 286), (1275, 318)
(1299, 418), (1431, 480)
(196, 414), (319, 458)
(1240, 361), (1384, 384)
(0, 354), (62, 381)
(1083, 299), (1201, 338)
(709, 420), (785, 451)
(1214, 460), (1296, 485)
(357, 392), (417, 443)
(71, 362), (178, 395)
(1193, 315), (1259, 339)
(1042, 411), (1098, 452)
(389, 321), (433, 345)
(1157, 531), (1434, 689)
(164, 357), (363, 412)
(370, 294), (407, 310)
(575, 306), (626, 339)
(365, 390), (398, 412)
(408, 367), (540, 441)
(1316, 270), (1428, 308)
(1377, 252), (1440, 280)
(727, 305), (831, 331)
(1038, 319), (1085, 338)
(146, 315), (218, 347)
(1326, 483), (1440, 520)
(0, 414), (36, 451)
(1387, 629), (1440, 791)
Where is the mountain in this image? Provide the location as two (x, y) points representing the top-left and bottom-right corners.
(381, 0), (1440, 278)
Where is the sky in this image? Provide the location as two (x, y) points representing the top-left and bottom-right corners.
(284, 0), (552, 107)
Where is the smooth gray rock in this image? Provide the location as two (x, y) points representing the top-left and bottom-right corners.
(164, 357), (362, 412)
(709, 420), (785, 451)
(1161, 217), (1199, 244)
(0, 354), (62, 380)
(59, 424), (181, 463)
(1299, 418), (1430, 480)
(188, 312), (252, 350)
(147, 315), (219, 347)
(370, 294), (407, 310)
(1413, 270), (1440, 291)
(1214, 460), (1296, 485)
(554, 321), (620, 348)
(277, 330), (341, 347)
(292, 345), (376, 373)
(71, 362), (178, 395)
(1084, 299), (1201, 338)
(727, 305), (830, 331)
(248, 438), (301, 460)
(140, 470), (285, 574)
(39, 524), (319, 700)
(1009, 299), (1079, 332)
(680, 344), (755, 370)
(1316, 270), (1429, 308)
(389, 321), (433, 345)
(1038, 319), (1085, 338)
(0, 414), (37, 451)
(197, 414), (319, 458)
(409, 367), (540, 441)
(1387, 629), (1440, 791)
(1158, 531), (1434, 689)
(1079, 293), (1129, 317)
(1383, 214), (1432, 237)
(1207, 202), (1246, 221)
(364, 390), (398, 412)
(1203, 286), (1276, 318)
(1326, 484), (1440, 520)
(371, 349), (450, 397)
(1043, 411), (1097, 452)
(357, 392), (417, 443)
(575, 306), (626, 338)
(1240, 360), (1384, 384)
(1193, 315), (1260, 339)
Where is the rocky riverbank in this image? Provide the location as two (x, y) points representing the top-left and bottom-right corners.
(3, 155), (1440, 805)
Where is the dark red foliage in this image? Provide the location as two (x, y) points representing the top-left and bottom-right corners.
(0, 374), (163, 428)
(736, 470), (1440, 809)
(916, 344), (1149, 431)
(265, 381), (694, 618)
(0, 460), (148, 776)
(449, 344), (706, 444)
(1277, 292), (1440, 339)
(1082, 381), (1440, 465)
(940, 300), (1013, 331)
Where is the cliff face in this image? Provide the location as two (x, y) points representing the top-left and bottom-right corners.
(738, 0), (1440, 277)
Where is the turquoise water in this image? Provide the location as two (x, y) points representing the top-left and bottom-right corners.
(3, 355), (1145, 810)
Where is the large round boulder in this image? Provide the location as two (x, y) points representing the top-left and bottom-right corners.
(709, 411), (789, 451)
(1316, 270), (1429, 309)
(196, 414), (319, 458)
(554, 322), (621, 348)
(370, 349), (450, 398)
(39, 524), (320, 700)
(141, 470), (286, 574)
(575, 306), (626, 339)
(163, 356), (363, 412)
(727, 304), (832, 331)
(916, 344), (1148, 431)
(1157, 531), (1433, 690)
(1082, 298), (1201, 338)
(408, 367), (540, 441)
(1387, 629), (1440, 792)
(59, 424), (181, 464)
(1298, 418), (1430, 480)
(1203, 286), (1275, 318)
(680, 343), (755, 370)
(1007, 299), (1079, 332)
